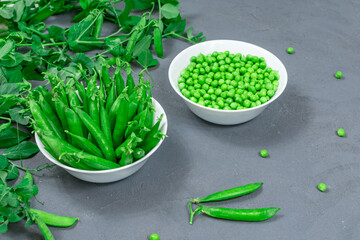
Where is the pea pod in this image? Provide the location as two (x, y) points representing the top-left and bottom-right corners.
(138, 114), (164, 153)
(89, 96), (100, 127)
(54, 98), (70, 134)
(153, 27), (163, 58)
(101, 61), (112, 95)
(67, 87), (81, 109)
(115, 133), (141, 159)
(100, 104), (113, 151)
(29, 100), (58, 137)
(35, 217), (55, 240)
(112, 97), (129, 148)
(75, 108), (116, 162)
(133, 148), (145, 160)
(114, 66), (125, 97)
(93, 12), (103, 38)
(128, 90), (140, 121)
(65, 131), (104, 158)
(119, 152), (133, 167)
(190, 205), (280, 224)
(191, 182), (263, 204)
(106, 83), (116, 113)
(29, 209), (78, 227)
(108, 88), (128, 131)
(74, 80), (88, 113)
(65, 152), (120, 170)
(126, 67), (135, 94)
(65, 107), (84, 140)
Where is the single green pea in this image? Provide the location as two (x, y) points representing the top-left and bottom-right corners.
(287, 47), (294, 54)
(337, 128), (345, 137)
(149, 233), (160, 240)
(260, 149), (268, 158)
(317, 183), (327, 192)
(335, 71), (342, 79)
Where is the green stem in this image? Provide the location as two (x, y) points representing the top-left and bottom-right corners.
(76, 10), (103, 41)
(9, 161), (55, 172)
(162, 32), (194, 43)
(158, 0), (162, 20)
(25, 27), (47, 38)
(17, 42), (66, 47)
(98, 27), (125, 39)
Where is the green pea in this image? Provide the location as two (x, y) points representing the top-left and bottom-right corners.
(335, 71), (342, 79)
(267, 90), (275, 97)
(287, 47), (294, 54)
(149, 233), (160, 240)
(243, 100), (251, 108)
(337, 128), (345, 137)
(260, 149), (268, 158)
(215, 88), (222, 96)
(317, 183), (327, 192)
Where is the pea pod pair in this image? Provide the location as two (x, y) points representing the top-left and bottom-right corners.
(188, 183), (280, 224)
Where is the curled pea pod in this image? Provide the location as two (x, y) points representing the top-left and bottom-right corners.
(75, 108), (116, 162)
(189, 204), (280, 224)
(133, 148), (145, 160)
(65, 131), (104, 158)
(112, 96), (130, 148)
(34, 216), (55, 240)
(191, 182), (263, 204)
(29, 209), (78, 227)
(153, 27), (163, 58)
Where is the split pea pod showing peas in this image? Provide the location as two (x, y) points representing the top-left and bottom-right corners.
(191, 182), (263, 203)
(29, 209), (78, 227)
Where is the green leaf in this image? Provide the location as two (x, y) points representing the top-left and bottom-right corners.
(161, 4), (179, 19)
(0, 118), (11, 133)
(0, 156), (9, 169)
(25, 0), (36, 7)
(9, 106), (29, 125)
(0, 221), (8, 233)
(164, 19), (186, 36)
(0, 7), (13, 20)
(132, 35), (152, 57)
(0, 83), (20, 96)
(3, 141), (39, 160)
(8, 212), (22, 222)
(0, 170), (8, 182)
(0, 52), (24, 68)
(13, 0), (25, 22)
(6, 165), (18, 181)
(132, 0), (155, 10)
(46, 25), (66, 42)
(74, 53), (94, 72)
(3, 192), (19, 208)
(31, 37), (53, 57)
(9, 69), (22, 83)
(0, 127), (30, 148)
(119, 0), (135, 25)
(79, 0), (90, 9)
(0, 97), (18, 116)
(137, 49), (158, 68)
(0, 40), (15, 59)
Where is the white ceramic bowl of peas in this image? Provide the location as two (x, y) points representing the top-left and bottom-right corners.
(168, 40), (288, 125)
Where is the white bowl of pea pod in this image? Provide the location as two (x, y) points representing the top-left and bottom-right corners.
(168, 40), (288, 125)
(35, 98), (168, 183)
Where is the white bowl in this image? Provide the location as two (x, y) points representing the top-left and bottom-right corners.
(168, 40), (288, 125)
(35, 98), (168, 183)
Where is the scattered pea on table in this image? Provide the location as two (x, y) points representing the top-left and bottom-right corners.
(337, 128), (345, 137)
(260, 149), (269, 158)
(286, 47), (294, 54)
(335, 71), (342, 79)
(149, 233), (160, 240)
(317, 183), (327, 192)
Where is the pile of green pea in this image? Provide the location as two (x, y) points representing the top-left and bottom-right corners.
(178, 51), (280, 110)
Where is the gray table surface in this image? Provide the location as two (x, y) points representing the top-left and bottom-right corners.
(2, 0), (360, 239)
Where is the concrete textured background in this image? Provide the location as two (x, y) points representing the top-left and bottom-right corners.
(2, 0), (360, 239)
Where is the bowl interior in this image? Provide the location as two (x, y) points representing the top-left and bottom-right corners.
(35, 97), (168, 175)
(168, 40), (288, 111)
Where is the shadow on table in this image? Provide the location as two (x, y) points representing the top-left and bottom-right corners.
(190, 85), (312, 148)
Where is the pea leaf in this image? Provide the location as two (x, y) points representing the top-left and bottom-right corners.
(0, 156), (9, 169)
(79, 0), (90, 10)
(0, 170), (7, 182)
(119, 0), (135, 25)
(0, 52), (24, 68)
(137, 49), (158, 68)
(0, 118), (11, 133)
(6, 165), (19, 181)
(13, 1), (25, 22)
(132, 0), (155, 10)
(0, 127), (29, 148)
(132, 35), (152, 57)
(0, 83), (20, 96)
(46, 26), (66, 42)
(9, 69), (22, 83)
(0, 221), (8, 233)
(0, 97), (19, 117)
(74, 53), (95, 72)
(164, 19), (186, 36)
(0, 7), (14, 20)
(3, 141), (39, 160)
(9, 106), (29, 125)
(0, 40), (15, 59)
(2, 192), (19, 208)
(161, 4), (179, 19)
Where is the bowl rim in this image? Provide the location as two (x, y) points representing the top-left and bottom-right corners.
(168, 39), (288, 113)
(35, 97), (168, 175)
